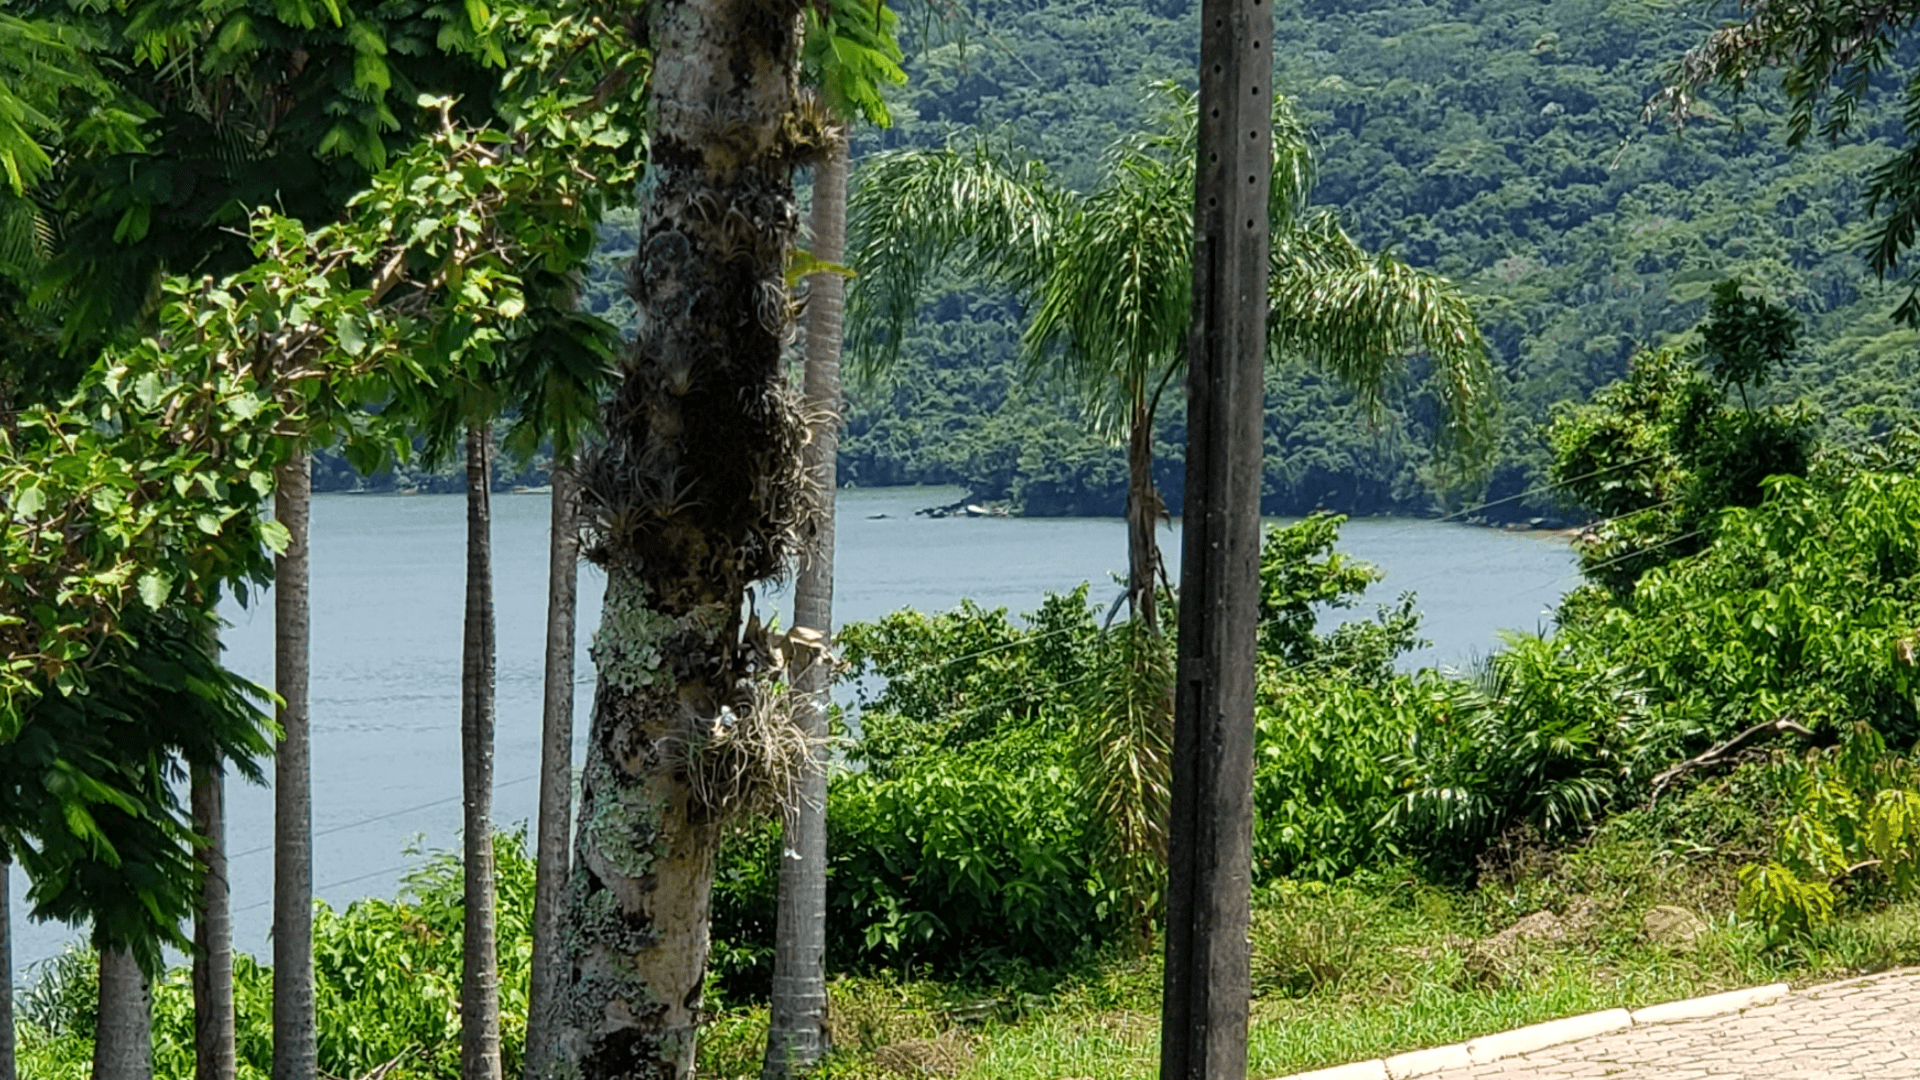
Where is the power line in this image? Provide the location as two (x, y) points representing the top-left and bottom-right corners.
(224, 773), (538, 862)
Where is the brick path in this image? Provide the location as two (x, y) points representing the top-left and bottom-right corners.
(1427, 969), (1919, 1080)
(1285, 967), (1920, 1080)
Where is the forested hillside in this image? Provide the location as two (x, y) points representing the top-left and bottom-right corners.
(574, 0), (1920, 520)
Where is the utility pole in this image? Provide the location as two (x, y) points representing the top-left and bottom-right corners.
(1159, 0), (1271, 1072)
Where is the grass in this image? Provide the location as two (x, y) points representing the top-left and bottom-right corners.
(695, 770), (1920, 1080)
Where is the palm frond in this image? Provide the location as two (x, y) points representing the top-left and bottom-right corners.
(0, 195), (51, 279)
(1025, 133), (1191, 435)
(845, 141), (1064, 378)
(1268, 211), (1498, 479)
(1074, 619), (1174, 938)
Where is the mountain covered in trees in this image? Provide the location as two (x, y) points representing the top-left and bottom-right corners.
(570, 0), (1920, 522)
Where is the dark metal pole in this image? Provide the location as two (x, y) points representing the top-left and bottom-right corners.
(1160, 0), (1271, 1073)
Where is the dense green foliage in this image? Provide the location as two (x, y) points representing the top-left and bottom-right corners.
(566, 0), (1920, 521)
(1548, 286), (1819, 593)
(16, 833), (537, 1080)
(710, 592), (1122, 991)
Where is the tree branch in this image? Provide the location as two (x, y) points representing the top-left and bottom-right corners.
(1649, 716), (1816, 804)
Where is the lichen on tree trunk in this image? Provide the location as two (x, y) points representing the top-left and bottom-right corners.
(556, 0), (822, 1074)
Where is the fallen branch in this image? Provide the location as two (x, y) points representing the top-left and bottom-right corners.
(1649, 716), (1816, 804)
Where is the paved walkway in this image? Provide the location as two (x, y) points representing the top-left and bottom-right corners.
(1289, 967), (1920, 1080)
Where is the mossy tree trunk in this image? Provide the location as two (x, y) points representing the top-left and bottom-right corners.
(557, 0), (813, 1074)
(763, 123), (846, 1080)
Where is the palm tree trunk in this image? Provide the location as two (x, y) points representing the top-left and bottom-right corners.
(461, 425), (503, 1080)
(558, 0), (807, 1074)
(1, 847), (14, 1080)
(1126, 397), (1165, 635)
(763, 125), (846, 1080)
(272, 450), (316, 1080)
(191, 760), (236, 1080)
(92, 946), (151, 1080)
(523, 458), (578, 1080)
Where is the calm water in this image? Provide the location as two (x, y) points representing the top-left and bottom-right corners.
(7, 486), (1574, 980)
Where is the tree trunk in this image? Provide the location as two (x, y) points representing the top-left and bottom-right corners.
(523, 459), (579, 1080)
(272, 450), (316, 1080)
(1125, 396), (1165, 635)
(92, 946), (151, 1080)
(558, 0), (809, 1074)
(1, 848), (14, 1080)
(763, 124), (846, 1080)
(462, 426), (504, 1080)
(192, 760), (236, 1080)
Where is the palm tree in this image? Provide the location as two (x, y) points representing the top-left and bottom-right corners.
(764, 4), (905, 1066)
(852, 88), (1493, 633)
(847, 84), (1494, 913)
(510, 305), (617, 1080)
(191, 759), (235, 1080)
(1, 847), (13, 1080)
(461, 424), (503, 1080)
(522, 452), (579, 1080)
(556, 0), (817, 1073)
(272, 450), (316, 1080)
(763, 122), (847, 1080)
(93, 946), (151, 1080)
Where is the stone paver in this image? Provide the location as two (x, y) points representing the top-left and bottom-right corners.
(1279, 968), (1920, 1080)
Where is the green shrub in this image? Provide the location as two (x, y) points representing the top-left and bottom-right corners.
(18, 829), (539, 1080)
(713, 589), (1121, 987)
(1574, 472), (1920, 750)
(1738, 725), (1920, 937)
(1250, 513), (1428, 883)
(1252, 672), (1419, 882)
(829, 748), (1118, 973)
(1386, 636), (1677, 874)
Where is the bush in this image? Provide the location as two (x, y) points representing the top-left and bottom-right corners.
(17, 830), (539, 1080)
(829, 749), (1118, 973)
(1737, 724), (1920, 937)
(1250, 513), (1427, 882)
(1253, 673), (1420, 882)
(712, 589), (1121, 990)
(1385, 636), (1678, 875)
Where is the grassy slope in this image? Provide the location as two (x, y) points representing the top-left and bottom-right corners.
(697, 768), (1920, 1079)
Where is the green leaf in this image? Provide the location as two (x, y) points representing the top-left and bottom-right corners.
(260, 519), (292, 554)
(11, 484), (45, 517)
(337, 314), (368, 357)
(132, 371), (165, 409)
(113, 202), (150, 243)
(137, 571), (171, 610)
(354, 52), (391, 94)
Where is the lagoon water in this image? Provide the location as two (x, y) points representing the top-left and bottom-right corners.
(7, 485), (1575, 982)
